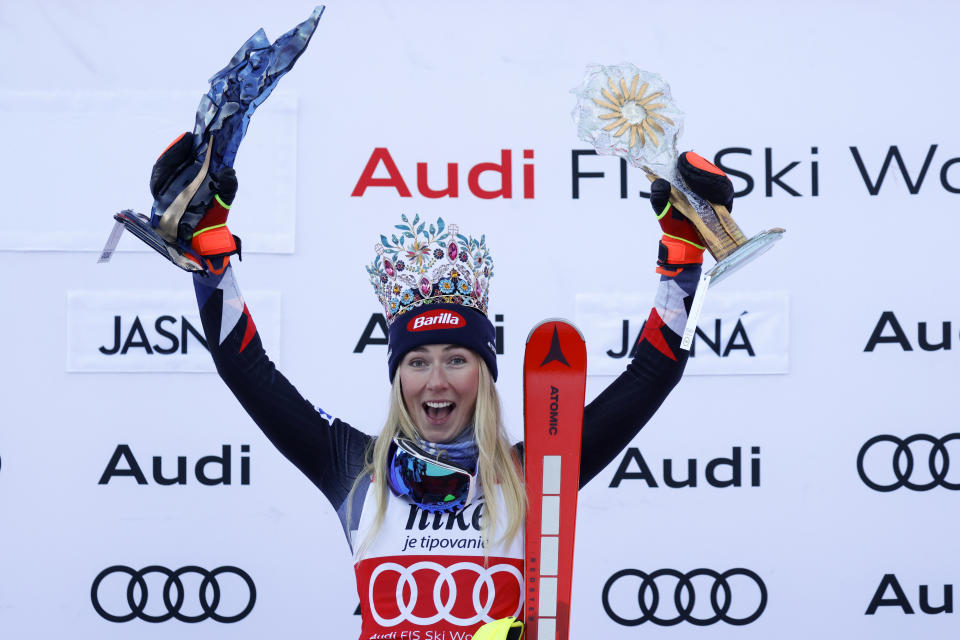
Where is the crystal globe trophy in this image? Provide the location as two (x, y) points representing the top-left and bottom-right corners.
(572, 64), (785, 348)
(571, 64), (784, 286)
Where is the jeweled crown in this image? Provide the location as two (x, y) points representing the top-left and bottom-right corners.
(367, 214), (493, 324)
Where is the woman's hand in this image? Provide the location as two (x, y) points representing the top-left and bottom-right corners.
(648, 151), (734, 276)
(151, 132), (240, 273)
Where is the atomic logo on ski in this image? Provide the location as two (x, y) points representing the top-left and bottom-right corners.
(540, 326), (571, 367)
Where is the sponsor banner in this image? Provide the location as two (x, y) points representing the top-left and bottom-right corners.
(98, 444), (252, 487)
(0, 91), (297, 253)
(863, 310), (956, 353)
(574, 291), (789, 376)
(857, 433), (960, 492)
(607, 445), (762, 489)
(601, 567), (767, 627)
(66, 290), (281, 373)
(356, 555), (523, 628)
(91, 564), (256, 623)
(865, 574), (955, 616)
(408, 309), (465, 331)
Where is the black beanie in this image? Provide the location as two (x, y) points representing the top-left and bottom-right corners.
(387, 302), (497, 381)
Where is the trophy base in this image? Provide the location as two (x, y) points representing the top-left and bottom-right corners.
(108, 210), (206, 273)
(644, 169), (763, 262)
(679, 227), (784, 350)
(706, 227), (785, 286)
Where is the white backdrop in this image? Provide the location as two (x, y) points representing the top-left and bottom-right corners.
(1, 1), (958, 638)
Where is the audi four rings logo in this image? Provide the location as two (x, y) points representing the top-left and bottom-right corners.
(602, 568), (767, 626)
(857, 434), (960, 491)
(91, 565), (256, 623)
(368, 561), (523, 626)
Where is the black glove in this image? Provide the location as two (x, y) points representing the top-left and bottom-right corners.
(150, 133), (240, 272)
(648, 151), (734, 275)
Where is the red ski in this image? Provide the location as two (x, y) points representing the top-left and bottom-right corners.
(523, 320), (587, 640)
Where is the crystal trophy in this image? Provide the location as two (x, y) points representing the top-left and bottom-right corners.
(572, 64), (785, 349)
(571, 63), (784, 286)
(100, 6), (325, 273)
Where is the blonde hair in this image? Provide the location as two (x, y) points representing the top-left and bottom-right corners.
(351, 359), (526, 558)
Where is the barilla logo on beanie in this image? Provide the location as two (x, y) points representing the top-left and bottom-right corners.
(408, 309), (465, 332)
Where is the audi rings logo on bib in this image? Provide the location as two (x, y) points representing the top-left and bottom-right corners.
(91, 565), (256, 623)
(602, 568), (767, 626)
(360, 557), (523, 627)
(408, 310), (464, 332)
(857, 433), (960, 491)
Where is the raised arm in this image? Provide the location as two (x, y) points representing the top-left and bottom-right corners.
(192, 265), (371, 510)
(150, 134), (371, 517)
(579, 152), (732, 486)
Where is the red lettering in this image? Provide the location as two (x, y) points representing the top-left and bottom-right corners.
(523, 149), (535, 199)
(354, 148), (536, 200)
(351, 148), (412, 197)
(468, 150), (512, 199)
(416, 162), (459, 198)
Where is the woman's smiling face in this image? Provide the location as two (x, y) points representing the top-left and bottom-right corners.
(398, 344), (480, 443)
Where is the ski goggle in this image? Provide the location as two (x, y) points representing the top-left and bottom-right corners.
(387, 437), (477, 513)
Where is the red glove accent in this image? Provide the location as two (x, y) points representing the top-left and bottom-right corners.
(191, 195), (238, 258)
(650, 179), (704, 276)
(151, 133), (240, 274)
(649, 151), (735, 276)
